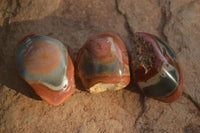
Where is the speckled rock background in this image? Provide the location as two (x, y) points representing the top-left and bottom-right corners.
(0, 0), (200, 133)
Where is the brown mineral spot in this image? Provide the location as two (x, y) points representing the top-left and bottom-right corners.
(20, 107), (25, 112)
(83, 102), (91, 111)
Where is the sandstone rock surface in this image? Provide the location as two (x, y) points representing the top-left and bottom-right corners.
(0, 0), (200, 132)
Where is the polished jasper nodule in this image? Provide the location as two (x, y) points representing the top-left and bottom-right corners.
(130, 32), (183, 102)
(15, 35), (75, 106)
(76, 31), (130, 93)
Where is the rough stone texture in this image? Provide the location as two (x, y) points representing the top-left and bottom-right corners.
(164, 0), (200, 106)
(0, 0), (200, 133)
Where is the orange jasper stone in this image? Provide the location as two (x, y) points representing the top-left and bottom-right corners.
(76, 31), (130, 93)
(15, 35), (75, 106)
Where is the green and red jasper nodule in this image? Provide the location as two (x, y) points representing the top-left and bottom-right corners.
(76, 31), (130, 93)
(130, 32), (183, 103)
(15, 35), (75, 106)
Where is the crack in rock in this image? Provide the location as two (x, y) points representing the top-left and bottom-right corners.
(183, 92), (200, 111)
(134, 94), (146, 127)
(115, 0), (134, 37)
(0, 0), (21, 47)
(2, 0), (21, 25)
(158, 0), (172, 42)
